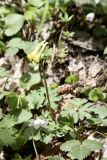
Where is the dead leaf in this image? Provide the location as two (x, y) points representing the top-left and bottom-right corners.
(88, 61), (102, 78)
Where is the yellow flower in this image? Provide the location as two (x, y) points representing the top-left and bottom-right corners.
(27, 41), (48, 63)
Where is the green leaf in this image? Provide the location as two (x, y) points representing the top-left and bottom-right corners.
(0, 90), (11, 100)
(33, 130), (41, 141)
(0, 41), (6, 53)
(65, 74), (79, 84)
(60, 140), (80, 152)
(60, 13), (74, 23)
(24, 6), (36, 21)
(12, 135), (26, 150)
(7, 38), (22, 48)
(73, 112), (79, 123)
(79, 111), (92, 121)
(20, 72), (41, 90)
(48, 88), (62, 110)
(89, 117), (102, 125)
(5, 14), (24, 36)
(12, 154), (31, 160)
(70, 144), (90, 160)
(91, 105), (107, 119)
(70, 98), (88, 107)
(93, 25), (107, 37)
(19, 41), (34, 54)
(10, 109), (32, 123)
(60, 140), (91, 160)
(12, 153), (23, 160)
(89, 88), (105, 101)
(83, 139), (103, 151)
(0, 6), (10, 15)
(61, 98), (92, 123)
(0, 128), (16, 149)
(17, 109), (32, 123)
(43, 134), (53, 144)
(104, 46), (107, 55)
(0, 109), (2, 120)
(6, 38), (34, 55)
(0, 66), (9, 78)
(101, 1), (107, 14)
(6, 47), (19, 55)
(102, 119), (107, 126)
(23, 127), (41, 140)
(29, 0), (44, 7)
(7, 93), (28, 108)
(102, 158), (107, 160)
(26, 90), (45, 109)
(60, 139), (102, 160)
(0, 115), (16, 128)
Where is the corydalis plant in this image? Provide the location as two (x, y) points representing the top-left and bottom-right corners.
(27, 41), (52, 160)
(27, 41), (53, 119)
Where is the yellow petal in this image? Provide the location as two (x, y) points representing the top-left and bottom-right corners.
(27, 41), (48, 63)
(39, 42), (48, 55)
(32, 41), (45, 55)
(33, 52), (41, 63)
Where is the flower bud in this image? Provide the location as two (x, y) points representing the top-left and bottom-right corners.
(29, 118), (48, 128)
(86, 13), (95, 22)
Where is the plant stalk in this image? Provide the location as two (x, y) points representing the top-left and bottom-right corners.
(40, 62), (54, 119)
(37, 0), (49, 36)
(33, 139), (39, 160)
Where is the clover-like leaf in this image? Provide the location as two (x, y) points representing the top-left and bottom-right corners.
(5, 14), (24, 36)
(89, 88), (105, 102)
(6, 47), (19, 55)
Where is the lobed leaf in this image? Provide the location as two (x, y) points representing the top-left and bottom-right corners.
(60, 139), (102, 160)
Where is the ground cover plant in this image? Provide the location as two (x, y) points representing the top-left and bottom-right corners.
(1, 0), (107, 159)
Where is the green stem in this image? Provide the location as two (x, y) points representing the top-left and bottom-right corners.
(37, 0), (49, 36)
(33, 139), (39, 160)
(58, 26), (64, 46)
(55, 0), (59, 11)
(40, 62), (54, 119)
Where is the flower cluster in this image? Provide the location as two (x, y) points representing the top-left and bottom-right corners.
(27, 41), (48, 63)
